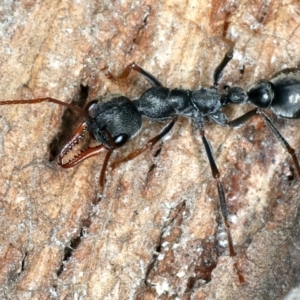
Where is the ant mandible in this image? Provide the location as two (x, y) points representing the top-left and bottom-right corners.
(1, 44), (300, 257)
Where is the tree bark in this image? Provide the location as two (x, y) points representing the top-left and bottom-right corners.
(0, 0), (300, 299)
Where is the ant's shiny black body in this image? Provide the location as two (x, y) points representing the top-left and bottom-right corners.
(1, 47), (300, 257)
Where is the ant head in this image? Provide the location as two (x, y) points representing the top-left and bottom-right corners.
(85, 95), (142, 149)
(247, 80), (274, 108)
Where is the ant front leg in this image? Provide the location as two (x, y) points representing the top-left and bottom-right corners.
(198, 125), (236, 257)
(107, 63), (163, 87)
(111, 117), (178, 171)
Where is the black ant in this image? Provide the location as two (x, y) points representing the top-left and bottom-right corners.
(1, 44), (300, 258)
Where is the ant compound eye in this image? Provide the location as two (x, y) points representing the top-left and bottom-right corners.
(114, 133), (129, 147)
(248, 80), (274, 108)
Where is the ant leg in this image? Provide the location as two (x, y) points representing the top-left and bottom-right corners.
(200, 128), (236, 257)
(226, 109), (258, 128)
(107, 63), (163, 87)
(213, 38), (235, 86)
(111, 117), (177, 170)
(134, 64), (163, 87)
(100, 149), (114, 188)
(226, 108), (300, 176)
(209, 109), (258, 129)
(259, 111), (300, 177)
(0, 98), (90, 119)
(98, 129), (117, 188)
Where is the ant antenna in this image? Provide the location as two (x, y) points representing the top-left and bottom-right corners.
(0, 97), (92, 120)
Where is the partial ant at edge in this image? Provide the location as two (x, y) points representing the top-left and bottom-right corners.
(1, 41), (300, 258)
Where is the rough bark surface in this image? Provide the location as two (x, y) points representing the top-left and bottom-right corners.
(0, 0), (300, 299)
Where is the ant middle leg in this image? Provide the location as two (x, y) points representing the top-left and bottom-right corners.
(200, 128), (236, 256)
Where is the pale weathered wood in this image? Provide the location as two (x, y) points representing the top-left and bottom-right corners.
(0, 0), (300, 299)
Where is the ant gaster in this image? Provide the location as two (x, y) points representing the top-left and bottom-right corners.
(1, 45), (300, 257)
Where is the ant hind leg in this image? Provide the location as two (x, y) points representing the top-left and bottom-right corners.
(213, 38), (235, 87)
(226, 108), (300, 177)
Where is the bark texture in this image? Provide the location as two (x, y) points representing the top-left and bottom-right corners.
(0, 0), (300, 299)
